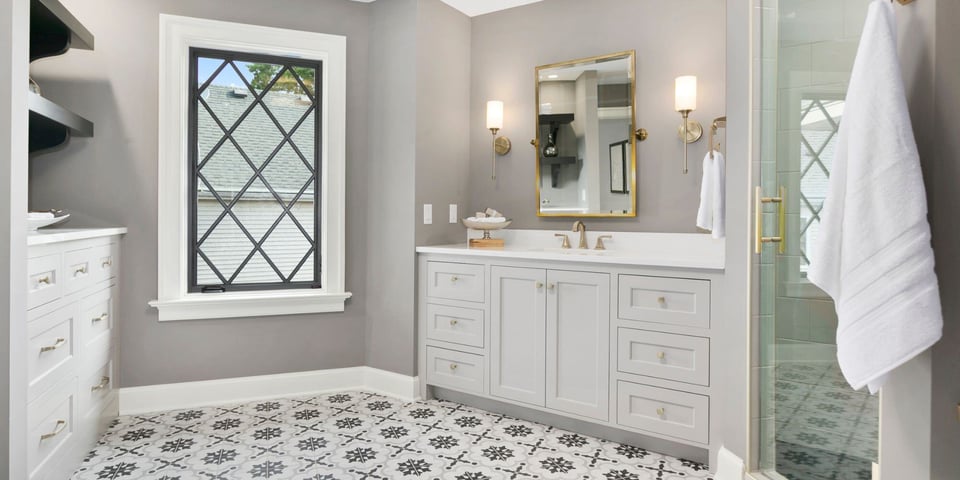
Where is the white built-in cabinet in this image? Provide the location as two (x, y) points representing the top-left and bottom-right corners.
(25, 229), (124, 480)
(489, 266), (609, 420)
(418, 250), (717, 456)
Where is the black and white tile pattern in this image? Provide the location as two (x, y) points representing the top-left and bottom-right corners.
(73, 391), (713, 479)
(774, 362), (878, 480)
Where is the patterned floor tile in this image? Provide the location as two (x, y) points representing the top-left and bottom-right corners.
(72, 391), (712, 480)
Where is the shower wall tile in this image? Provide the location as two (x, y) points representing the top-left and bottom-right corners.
(778, 44), (812, 89)
(778, 0), (844, 47)
(777, 129), (802, 173)
(811, 39), (859, 86)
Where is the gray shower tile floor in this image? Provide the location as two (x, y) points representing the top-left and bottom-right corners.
(72, 390), (713, 480)
(774, 361), (878, 480)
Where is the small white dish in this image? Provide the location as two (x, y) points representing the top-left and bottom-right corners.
(28, 212), (70, 231)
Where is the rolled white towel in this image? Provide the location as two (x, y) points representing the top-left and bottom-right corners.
(28, 211), (55, 220)
(467, 217), (507, 223)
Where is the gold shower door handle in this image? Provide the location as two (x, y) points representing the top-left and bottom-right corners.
(755, 186), (786, 254)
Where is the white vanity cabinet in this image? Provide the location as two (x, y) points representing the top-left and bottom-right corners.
(25, 229), (125, 480)
(417, 237), (723, 460)
(489, 267), (609, 420)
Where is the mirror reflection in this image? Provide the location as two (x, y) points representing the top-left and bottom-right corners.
(536, 51), (636, 217)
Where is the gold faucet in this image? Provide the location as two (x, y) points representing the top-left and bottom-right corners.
(572, 220), (588, 249)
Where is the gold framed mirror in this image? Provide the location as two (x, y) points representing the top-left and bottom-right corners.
(535, 50), (637, 217)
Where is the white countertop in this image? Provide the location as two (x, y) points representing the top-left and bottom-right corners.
(28, 227), (128, 246)
(416, 230), (725, 270)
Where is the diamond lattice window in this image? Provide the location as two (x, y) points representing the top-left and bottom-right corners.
(798, 97), (843, 273)
(189, 48), (322, 292)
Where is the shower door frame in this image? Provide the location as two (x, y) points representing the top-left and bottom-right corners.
(730, 1), (934, 479)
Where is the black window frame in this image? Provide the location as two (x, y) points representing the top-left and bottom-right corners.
(187, 47), (323, 293)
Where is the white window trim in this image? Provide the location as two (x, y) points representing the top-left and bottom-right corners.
(150, 15), (349, 321)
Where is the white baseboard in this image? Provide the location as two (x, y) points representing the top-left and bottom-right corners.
(119, 367), (420, 415)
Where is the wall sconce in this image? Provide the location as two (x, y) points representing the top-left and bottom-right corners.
(675, 75), (703, 174)
(486, 100), (511, 180)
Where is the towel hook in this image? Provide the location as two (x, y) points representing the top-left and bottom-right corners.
(709, 116), (727, 159)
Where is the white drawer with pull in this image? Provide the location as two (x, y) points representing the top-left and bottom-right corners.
(90, 243), (118, 284)
(27, 305), (77, 402)
(426, 262), (485, 303)
(617, 381), (709, 444)
(62, 248), (95, 295)
(426, 347), (484, 394)
(618, 275), (710, 329)
(618, 328), (710, 386)
(79, 288), (113, 351)
(80, 361), (113, 420)
(28, 254), (61, 310)
(27, 376), (77, 480)
(426, 304), (484, 348)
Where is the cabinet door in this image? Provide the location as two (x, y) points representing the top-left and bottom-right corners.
(546, 270), (610, 420)
(490, 266), (546, 406)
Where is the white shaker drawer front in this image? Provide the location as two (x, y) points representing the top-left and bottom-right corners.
(426, 262), (485, 303)
(79, 288), (113, 350)
(28, 254), (61, 310)
(617, 381), (709, 444)
(90, 243), (118, 284)
(426, 347), (484, 394)
(80, 361), (113, 419)
(28, 305), (77, 401)
(28, 377), (77, 480)
(618, 329), (710, 386)
(63, 247), (96, 295)
(618, 275), (710, 329)
(426, 304), (484, 348)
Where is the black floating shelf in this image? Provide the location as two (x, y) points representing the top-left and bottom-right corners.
(28, 91), (93, 153)
(538, 113), (574, 125)
(30, 0), (94, 62)
(540, 156), (577, 166)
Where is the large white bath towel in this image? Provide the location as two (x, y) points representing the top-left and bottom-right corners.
(808, 0), (942, 394)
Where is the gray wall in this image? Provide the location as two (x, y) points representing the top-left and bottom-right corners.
(930, 1), (960, 477)
(29, 0), (373, 387)
(364, 0), (417, 375)
(414, 0), (472, 247)
(468, 0), (726, 232)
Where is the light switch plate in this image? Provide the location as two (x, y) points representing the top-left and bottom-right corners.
(449, 204), (458, 223)
(423, 204), (432, 225)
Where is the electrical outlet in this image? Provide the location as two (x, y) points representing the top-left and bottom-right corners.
(449, 204), (458, 223)
(423, 204), (432, 225)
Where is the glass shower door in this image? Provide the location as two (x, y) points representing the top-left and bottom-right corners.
(756, 1), (879, 479)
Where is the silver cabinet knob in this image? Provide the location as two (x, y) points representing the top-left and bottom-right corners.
(449, 319), (459, 327)
(657, 296), (667, 307)
(656, 407), (665, 417)
(547, 283), (556, 291)
(449, 363), (458, 371)
(657, 351), (666, 360)
(450, 276), (459, 283)
(535, 281), (544, 289)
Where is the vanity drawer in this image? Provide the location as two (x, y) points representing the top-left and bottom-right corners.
(80, 361), (113, 419)
(617, 381), (709, 444)
(78, 287), (113, 351)
(618, 328), (709, 386)
(28, 305), (77, 402)
(426, 347), (484, 394)
(28, 376), (77, 480)
(618, 275), (710, 329)
(90, 243), (118, 284)
(426, 304), (484, 348)
(62, 247), (95, 295)
(426, 262), (485, 303)
(28, 254), (61, 310)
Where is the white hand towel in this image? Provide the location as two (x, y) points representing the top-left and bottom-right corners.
(696, 150), (726, 239)
(808, 0), (942, 394)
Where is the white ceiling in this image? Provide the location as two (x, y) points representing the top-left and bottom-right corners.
(438, 0), (543, 17)
(349, 0), (544, 17)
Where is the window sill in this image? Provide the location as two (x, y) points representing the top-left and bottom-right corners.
(148, 290), (352, 322)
